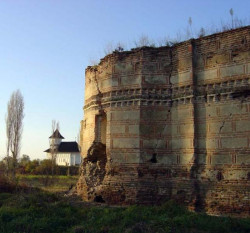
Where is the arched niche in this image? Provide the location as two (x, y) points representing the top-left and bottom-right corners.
(95, 112), (107, 145)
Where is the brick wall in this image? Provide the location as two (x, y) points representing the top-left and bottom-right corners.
(77, 26), (250, 216)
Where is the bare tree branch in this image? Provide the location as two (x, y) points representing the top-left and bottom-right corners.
(5, 89), (24, 179)
(134, 34), (155, 48)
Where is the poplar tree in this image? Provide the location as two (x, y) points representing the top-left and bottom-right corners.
(6, 89), (24, 179)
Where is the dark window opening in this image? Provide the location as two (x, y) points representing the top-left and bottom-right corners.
(94, 195), (105, 203)
(216, 171), (224, 181)
(150, 153), (157, 163)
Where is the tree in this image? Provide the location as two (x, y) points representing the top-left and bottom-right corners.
(198, 27), (206, 38)
(188, 16), (193, 37)
(229, 8), (234, 29)
(19, 154), (30, 166)
(5, 90), (24, 179)
(24, 159), (40, 174)
(50, 120), (60, 176)
(18, 154), (31, 174)
(34, 159), (53, 175)
(0, 156), (14, 175)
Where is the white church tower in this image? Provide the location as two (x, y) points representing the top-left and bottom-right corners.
(49, 129), (64, 150)
(45, 129), (81, 166)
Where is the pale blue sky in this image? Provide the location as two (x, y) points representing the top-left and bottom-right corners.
(0, 0), (249, 160)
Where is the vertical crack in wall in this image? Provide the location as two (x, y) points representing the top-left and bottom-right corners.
(190, 40), (206, 212)
(93, 68), (102, 96)
(219, 113), (232, 133)
(219, 121), (226, 133)
(93, 68), (104, 113)
(191, 40), (199, 177)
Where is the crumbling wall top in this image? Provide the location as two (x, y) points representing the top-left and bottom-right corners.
(86, 26), (250, 74)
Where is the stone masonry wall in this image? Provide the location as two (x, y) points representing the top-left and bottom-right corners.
(77, 26), (250, 216)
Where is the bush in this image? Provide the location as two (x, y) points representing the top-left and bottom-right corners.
(33, 159), (52, 175)
(24, 159), (40, 174)
(0, 176), (16, 193)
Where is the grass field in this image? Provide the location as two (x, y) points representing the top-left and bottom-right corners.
(0, 190), (250, 233)
(17, 175), (78, 192)
(0, 175), (250, 233)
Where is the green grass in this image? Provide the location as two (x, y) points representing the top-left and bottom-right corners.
(0, 191), (249, 233)
(17, 175), (78, 192)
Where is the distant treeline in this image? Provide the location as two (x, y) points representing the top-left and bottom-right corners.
(0, 155), (80, 176)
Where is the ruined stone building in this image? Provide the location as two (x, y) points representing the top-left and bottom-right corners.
(77, 26), (250, 216)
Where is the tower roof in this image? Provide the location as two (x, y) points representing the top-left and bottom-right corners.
(49, 129), (64, 139)
(44, 141), (80, 153)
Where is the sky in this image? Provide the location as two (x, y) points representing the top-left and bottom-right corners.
(0, 0), (249, 160)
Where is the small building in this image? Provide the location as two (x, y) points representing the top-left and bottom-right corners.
(44, 129), (81, 166)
